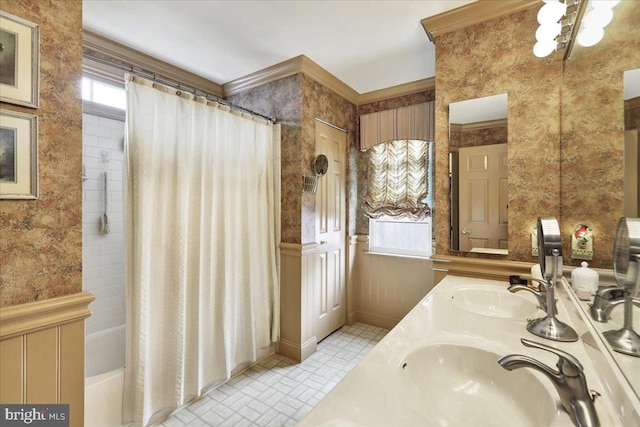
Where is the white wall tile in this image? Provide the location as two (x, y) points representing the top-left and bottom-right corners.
(82, 114), (126, 337)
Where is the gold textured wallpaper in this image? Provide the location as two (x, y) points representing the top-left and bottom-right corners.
(449, 123), (508, 150)
(435, 1), (640, 269)
(0, 0), (83, 307)
(435, 6), (562, 263)
(561, 0), (640, 268)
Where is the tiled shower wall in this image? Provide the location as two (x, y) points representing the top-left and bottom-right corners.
(82, 113), (126, 335)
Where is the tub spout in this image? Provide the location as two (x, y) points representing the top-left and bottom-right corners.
(498, 338), (600, 427)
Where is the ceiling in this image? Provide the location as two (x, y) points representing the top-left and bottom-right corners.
(82, 0), (475, 94)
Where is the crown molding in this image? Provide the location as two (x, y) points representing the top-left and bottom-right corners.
(84, 32), (433, 107)
(223, 55), (431, 105)
(223, 55), (360, 105)
(358, 78), (435, 105)
(222, 55), (305, 98)
(421, 0), (539, 41)
(83, 29), (224, 97)
(452, 118), (508, 132)
(299, 56), (360, 105)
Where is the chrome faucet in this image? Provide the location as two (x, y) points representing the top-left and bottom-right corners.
(498, 338), (601, 427)
(590, 287), (640, 323)
(508, 276), (557, 313)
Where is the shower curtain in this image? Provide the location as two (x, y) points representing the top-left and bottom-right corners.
(123, 76), (280, 426)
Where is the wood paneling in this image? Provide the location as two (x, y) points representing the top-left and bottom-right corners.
(0, 336), (24, 403)
(26, 328), (59, 403)
(60, 321), (85, 427)
(0, 293), (92, 427)
(349, 236), (434, 329)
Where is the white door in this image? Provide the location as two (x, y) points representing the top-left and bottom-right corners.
(458, 143), (508, 251)
(315, 120), (346, 342)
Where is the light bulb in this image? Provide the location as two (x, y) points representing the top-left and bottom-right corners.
(577, 27), (604, 47)
(591, 0), (621, 9)
(533, 40), (557, 57)
(536, 22), (562, 42)
(582, 8), (613, 28)
(537, 1), (567, 25)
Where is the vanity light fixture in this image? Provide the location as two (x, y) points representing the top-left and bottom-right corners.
(534, 0), (621, 59)
(575, 0), (620, 47)
(534, 0), (581, 58)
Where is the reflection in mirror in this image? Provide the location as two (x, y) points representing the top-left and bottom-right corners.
(624, 68), (640, 217)
(449, 93), (508, 254)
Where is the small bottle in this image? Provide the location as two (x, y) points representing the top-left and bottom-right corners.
(571, 261), (599, 301)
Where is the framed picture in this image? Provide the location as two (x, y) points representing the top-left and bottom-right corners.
(0, 109), (38, 199)
(0, 11), (39, 108)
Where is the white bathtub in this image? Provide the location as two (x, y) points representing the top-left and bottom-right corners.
(86, 324), (126, 377)
(85, 325), (126, 426)
(85, 368), (125, 427)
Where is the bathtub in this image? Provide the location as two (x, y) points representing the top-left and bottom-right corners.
(85, 368), (126, 427)
(85, 325), (126, 426)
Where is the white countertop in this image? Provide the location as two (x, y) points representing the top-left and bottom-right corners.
(299, 275), (627, 426)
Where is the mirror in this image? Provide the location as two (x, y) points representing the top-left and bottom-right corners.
(624, 68), (640, 217)
(449, 93), (508, 254)
(562, 0), (640, 400)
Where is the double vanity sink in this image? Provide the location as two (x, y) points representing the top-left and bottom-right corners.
(299, 275), (639, 426)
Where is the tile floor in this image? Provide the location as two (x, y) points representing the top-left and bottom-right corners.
(160, 323), (389, 427)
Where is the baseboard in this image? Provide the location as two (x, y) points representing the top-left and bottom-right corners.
(352, 311), (399, 330)
(277, 336), (317, 362)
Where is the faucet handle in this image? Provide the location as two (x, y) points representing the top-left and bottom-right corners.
(595, 287), (624, 300)
(521, 338), (584, 377)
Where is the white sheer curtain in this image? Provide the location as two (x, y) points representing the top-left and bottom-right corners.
(122, 76), (280, 426)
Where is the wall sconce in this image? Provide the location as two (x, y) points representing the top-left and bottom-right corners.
(533, 0), (620, 59)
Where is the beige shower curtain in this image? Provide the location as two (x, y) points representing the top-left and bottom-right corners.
(123, 76), (280, 426)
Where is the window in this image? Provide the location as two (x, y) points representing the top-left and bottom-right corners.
(82, 77), (126, 110)
(364, 139), (434, 257)
(370, 216), (432, 257)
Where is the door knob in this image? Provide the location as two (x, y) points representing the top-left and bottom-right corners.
(462, 228), (472, 235)
(320, 240), (327, 245)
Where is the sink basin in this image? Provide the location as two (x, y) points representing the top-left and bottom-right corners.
(451, 285), (539, 318)
(399, 344), (556, 427)
(609, 305), (640, 330)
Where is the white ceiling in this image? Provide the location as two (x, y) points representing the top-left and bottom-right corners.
(449, 93), (508, 124)
(83, 0), (475, 94)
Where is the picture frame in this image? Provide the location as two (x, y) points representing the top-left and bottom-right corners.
(0, 109), (38, 199)
(0, 11), (39, 108)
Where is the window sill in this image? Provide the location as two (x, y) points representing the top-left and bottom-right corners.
(363, 251), (431, 261)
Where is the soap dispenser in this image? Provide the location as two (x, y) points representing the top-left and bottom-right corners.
(571, 261), (599, 301)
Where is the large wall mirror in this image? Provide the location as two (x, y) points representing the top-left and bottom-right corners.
(449, 93), (508, 254)
(624, 68), (640, 217)
(562, 0), (640, 399)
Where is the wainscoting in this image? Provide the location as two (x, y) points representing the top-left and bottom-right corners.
(278, 242), (318, 362)
(348, 235), (434, 330)
(0, 292), (94, 427)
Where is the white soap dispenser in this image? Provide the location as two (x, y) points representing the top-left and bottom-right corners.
(571, 261), (599, 301)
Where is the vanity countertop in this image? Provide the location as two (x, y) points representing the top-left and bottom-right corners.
(299, 275), (629, 426)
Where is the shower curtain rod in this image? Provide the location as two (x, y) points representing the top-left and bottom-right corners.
(83, 53), (277, 124)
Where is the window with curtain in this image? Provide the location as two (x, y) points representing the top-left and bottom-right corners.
(360, 102), (435, 257)
(364, 139), (433, 257)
